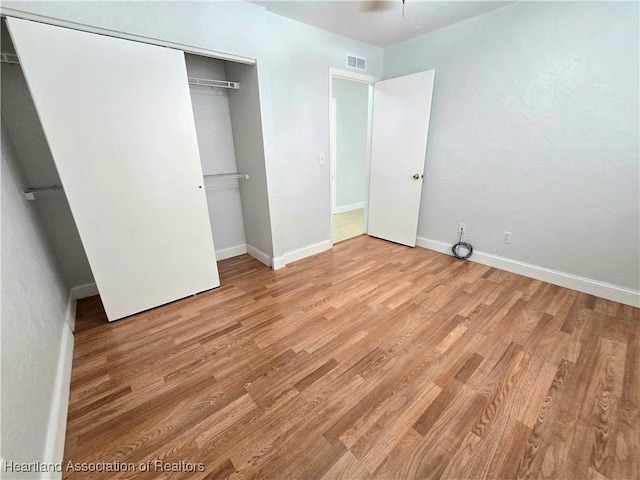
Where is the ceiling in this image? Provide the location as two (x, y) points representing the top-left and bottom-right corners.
(250, 1), (516, 47)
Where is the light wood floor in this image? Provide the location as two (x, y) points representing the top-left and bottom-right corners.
(64, 236), (639, 480)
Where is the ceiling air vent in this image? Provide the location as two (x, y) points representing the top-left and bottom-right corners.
(346, 54), (366, 71)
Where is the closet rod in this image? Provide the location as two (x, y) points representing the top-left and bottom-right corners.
(1, 52), (19, 64)
(0, 56), (241, 91)
(24, 186), (64, 200)
(24, 176), (249, 199)
(204, 173), (250, 180)
(188, 77), (240, 90)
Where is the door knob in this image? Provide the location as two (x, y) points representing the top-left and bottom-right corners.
(413, 173), (420, 180)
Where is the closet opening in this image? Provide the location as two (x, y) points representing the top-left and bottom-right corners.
(1, 16), (273, 321)
(185, 53), (274, 268)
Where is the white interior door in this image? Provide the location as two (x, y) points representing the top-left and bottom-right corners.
(367, 70), (435, 247)
(8, 18), (220, 321)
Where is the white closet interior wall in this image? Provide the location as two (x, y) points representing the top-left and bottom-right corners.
(185, 54), (248, 260)
(0, 20), (93, 288)
(225, 61), (275, 266)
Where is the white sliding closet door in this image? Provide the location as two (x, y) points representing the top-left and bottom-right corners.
(8, 18), (220, 321)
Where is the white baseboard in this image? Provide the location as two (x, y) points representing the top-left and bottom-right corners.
(71, 282), (98, 300)
(333, 202), (365, 214)
(271, 240), (333, 270)
(283, 239), (332, 266)
(42, 323), (74, 479)
(216, 244), (247, 261)
(272, 256), (286, 270)
(416, 237), (640, 308)
(247, 244), (272, 268)
(66, 283), (98, 332)
(65, 289), (77, 332)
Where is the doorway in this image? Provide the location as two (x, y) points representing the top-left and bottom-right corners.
(329, 70), (376, 244)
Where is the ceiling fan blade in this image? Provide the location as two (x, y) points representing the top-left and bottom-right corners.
(360, 1), (396, 12)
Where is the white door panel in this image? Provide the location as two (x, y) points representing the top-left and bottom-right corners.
(367, 70), (435, 247)
(8, 18), (220, 321)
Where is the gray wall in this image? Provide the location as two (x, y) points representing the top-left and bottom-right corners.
(3, 1), (636, 284)
(332, 77), (369, 211)
(263, 11), (383, 255)
(384, 1), (640, 290)
(1, 123), (70, 476)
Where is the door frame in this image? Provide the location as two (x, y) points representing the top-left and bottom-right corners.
(328, 67), (378, 247)
(331, 97), (338, 214)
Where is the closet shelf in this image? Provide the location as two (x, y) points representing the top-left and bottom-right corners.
(188, 77), (239, 90)
(204, 173), (250, 180)
(24, 186), (64, 200)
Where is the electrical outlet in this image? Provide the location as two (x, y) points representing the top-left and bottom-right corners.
(458, 223), (466, 235)
(502, 231), (512, 244)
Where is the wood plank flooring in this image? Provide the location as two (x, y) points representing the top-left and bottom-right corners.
(63, 236), (639, 479)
